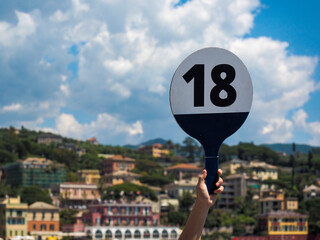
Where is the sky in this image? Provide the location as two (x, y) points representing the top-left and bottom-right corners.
(0, 0), (319, 146)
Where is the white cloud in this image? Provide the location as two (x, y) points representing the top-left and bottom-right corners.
(293, 109), (320, 145)
(0, 11), (36, 47)
(55, 113), (143, 144)
(2, 103), (22, 112)
(0, 0), (318, 145)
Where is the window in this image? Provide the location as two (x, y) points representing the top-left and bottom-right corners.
(105, 230), (112, 239)
(144, 230), (150, 238)
(171, 230), (178, 238)
(95, 230), (102, 239)
(125, 230), (132, 238)
(17, 211), (22, 216)
(115, 230), (122, 239)
(42, 212), (45, 219)
(51, 212), (54, 219)
(134, 230), (141, 239)
(153, 230), (159, 238)
(33, 212), (36, 219)
(33, 224), (36, 230)
(162, 230), (168, 239)
(40, 224), (46, 230)
(50, 224), (55, 231)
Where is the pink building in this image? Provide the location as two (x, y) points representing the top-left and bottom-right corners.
(82, 202), (160, 227)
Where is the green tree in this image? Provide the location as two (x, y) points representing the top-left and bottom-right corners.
(179, 192), (194, 215)
(167, 211), (186, 226)
(139, 174), (173, 187)
(104, 183), (157, 201)
(181, 137), (200, 162)
(308, 151), (313, 169)
(60, 209), (79, 227)
(21, 186), (52, 205)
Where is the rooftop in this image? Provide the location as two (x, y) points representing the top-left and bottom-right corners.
(165, 163), (201, 171)
(29, 201), (58, 210)
(260, 210), (308, 218)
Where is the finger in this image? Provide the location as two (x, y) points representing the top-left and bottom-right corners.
(218, 169), (223, 175)
(203, 169), (207, 179)
(214, 186), (224, 194)
(216, 177), (223, 187)
(198, 170), (206, 184)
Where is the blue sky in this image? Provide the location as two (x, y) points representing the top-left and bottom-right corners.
(0, 0), (319, 146)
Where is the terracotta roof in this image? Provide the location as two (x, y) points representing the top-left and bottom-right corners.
(165, 164), (201, 171)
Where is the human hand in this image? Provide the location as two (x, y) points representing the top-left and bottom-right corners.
(196, 169), (224, 208)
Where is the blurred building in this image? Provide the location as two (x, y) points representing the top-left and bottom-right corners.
(302, 184), (320, 200)
(138, 143), (170, 158)
(258, 210), (308, 240)
(259, 189), (298, 215)
(102, 170), (141, 188)
(82, 201), (160, 227)
(78, 169), (101, 185)
(164, 163), (201, 180)
(37, 134), (62, 145)
(28, 201), (60, 240)
(3, 157), (66, 188)
(216, 174), (247, 209)
(86, 137), (99, 145)
(164, 178), (197, 199)
(59, 143), (86, 156)
(0, 196), (28, 239)
(220, 159), (278, 181)
(85, 226), (179, 240)
(51, 182), (100, 209)
(99, 155), (135, 175)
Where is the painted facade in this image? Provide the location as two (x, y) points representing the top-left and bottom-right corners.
(27, 201), (60, 239)
(0, 196), (28, 240)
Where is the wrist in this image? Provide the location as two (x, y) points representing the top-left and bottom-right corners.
(194, 198), (211, 211)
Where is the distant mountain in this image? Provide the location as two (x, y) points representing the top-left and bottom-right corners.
(261, 143), (317, 155)
(123, 138), (168, 149)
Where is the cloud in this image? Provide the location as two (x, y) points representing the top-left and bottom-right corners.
(55, 113), (143, 144)
(0, 11), (36, 47)
(0, 0), (318, 145)
(293, 109), (320, 145)
(2, 103), (22, 112)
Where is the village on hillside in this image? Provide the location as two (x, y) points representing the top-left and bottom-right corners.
(0, 127), (319, 240)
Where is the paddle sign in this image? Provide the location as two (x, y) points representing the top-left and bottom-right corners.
(170, 47), (253, 194)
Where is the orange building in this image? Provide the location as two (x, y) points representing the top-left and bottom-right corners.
(100, 154), (135, 174)
(28, 201), (60, 239)
(164, 163), (202, 180)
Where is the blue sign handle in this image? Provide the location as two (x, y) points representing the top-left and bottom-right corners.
(205, 156), (219, 194)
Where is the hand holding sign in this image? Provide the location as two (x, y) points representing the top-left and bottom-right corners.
(170, 48), (253, 194)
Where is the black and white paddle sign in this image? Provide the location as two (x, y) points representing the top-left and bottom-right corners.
(170, 47), (253, 194)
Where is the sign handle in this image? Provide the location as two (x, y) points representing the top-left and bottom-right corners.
(204, 156), (219, 194)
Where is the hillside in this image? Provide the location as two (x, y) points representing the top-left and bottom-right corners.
(261, 143), (318, 155)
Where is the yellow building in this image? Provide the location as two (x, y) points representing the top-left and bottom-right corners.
(0, 196), (28, 239)
(220, 159), (278, 181)
(138, 144), (170, 158)
(259, 189), (298, 215)
(77, 169), (101, 184)
(220, 159), (246, 175)
(258, 211), (308, 240)
(102, 170), (141, 187)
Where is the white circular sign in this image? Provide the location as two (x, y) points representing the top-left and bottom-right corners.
(170, 47), (253, 115)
